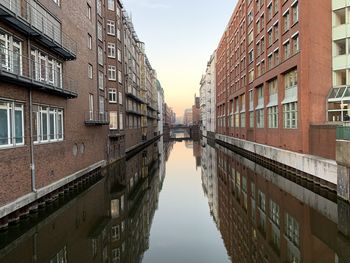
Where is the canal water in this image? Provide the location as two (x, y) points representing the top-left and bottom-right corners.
(0, 138), (349, 263)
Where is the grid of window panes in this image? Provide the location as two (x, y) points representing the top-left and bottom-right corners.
(285, 213), (300, 247)
(283, 102), (297, 128)
(33, 105), (64, 143)
(0, 100), (24, 147)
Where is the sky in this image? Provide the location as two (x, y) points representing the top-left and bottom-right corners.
(122, 0), (237, 119)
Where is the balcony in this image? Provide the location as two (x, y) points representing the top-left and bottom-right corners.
(125, 81), (146, 104)
(85, 111), (109, 126)
(125, 108), (142, 116)
(0, 0), (77, 60)
(0, 47), (77, 98)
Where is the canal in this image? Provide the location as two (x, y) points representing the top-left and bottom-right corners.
(0, 138), (349, 263)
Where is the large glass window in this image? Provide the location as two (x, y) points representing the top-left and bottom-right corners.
(31, 49), (62, 88)
(108, 0), (115, 11)
(0, 31), (22, 75)
(107, 20), (116, 35)
(0, 100), (24, 148)
(285, 213), (300, 247)
(33, 105), (64, 143)
(109, 111), (118, 130)
(283, 102), (298, 128)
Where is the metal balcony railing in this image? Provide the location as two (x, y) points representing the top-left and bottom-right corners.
(0, 0), (77, 60)
(0, 47), (77, 98)
(85, 111), (109, 126)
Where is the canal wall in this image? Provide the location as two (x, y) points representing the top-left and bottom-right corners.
(215, 134), (338, 189)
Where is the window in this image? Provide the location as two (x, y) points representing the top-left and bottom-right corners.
(107, 20), (116, 35)
(283, 11), (290, 32)
(267, 3), (273, 20)
(0, 31), (22, 75)
(0, 100), (24, 148)
(111, 199), (120, 218)
(89, 94), (94, 120)
(292, 1), (298, 24)
(274, 0), (279, 14)
(98, 71), (104, 90)
(284, 40), (291, 59)
(88, 64), (93, 79)
(235, 98), (240, 128)
(248, 49), (254, 64)
(97, 22), (102, 41)
(112, 248), (120, 263)
(268, 53), (273, 69)
(52, 0), (60, 6)
(248, 10), (253, 25)
(118, 91), (123, 105)
(285, 213), (300, 247)
(248, 69), (255, 83)
(98, 46), (103, 65)
(117, 28), (121, 40)
(119, 113), (124, 130)
(97, 0), (102, 16)
(108, 0), (115, 11)
(270, 200), (280, 226)
(109, 111), (118, 130)
(87, 3), (91, 20)
(108, 43), (116, 58)
(99, 96), (105, 114)
(111, 225), (120, 240)
(118, 70), (122, 83)
(268, 106), (278, 128)
(292, 33), (299, 54)
(256, 109), (264, 128)
(274, 49), (279, 65)
(33, 105), (64, 143)
(268, 28), (273, 46)
(274, 24), (279, 42)
(108, 65), (116, 80)
(283, 102), (297, 128)
(88, 34), (92, 49)
(30, 49), (62, 88)
(117, 49), (122, 62)
(109, 88), (117, 103)
(50, 246), (67, 263)
(249, 111), (254, 128)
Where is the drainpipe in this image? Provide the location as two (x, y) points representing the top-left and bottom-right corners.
(29, 89), (36, 192)
(28, 39), (36, 192)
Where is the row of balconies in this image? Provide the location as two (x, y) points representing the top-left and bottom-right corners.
(0, 47), (77, 98)
(0, 0), (77, 60)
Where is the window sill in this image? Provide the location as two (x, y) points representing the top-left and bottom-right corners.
(0, 144), (26, 151)
(34, 140), (64, 146)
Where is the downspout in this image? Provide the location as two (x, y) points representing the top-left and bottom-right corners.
(29, 89), (36, 192)
(28, 39), (36, 192)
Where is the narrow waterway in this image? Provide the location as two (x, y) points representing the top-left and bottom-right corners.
(0, 138), (349, 263)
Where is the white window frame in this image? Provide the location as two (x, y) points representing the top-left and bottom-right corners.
(107, 43), (116, 58)
(108, 65), (116, 80)
(109, 88), (117, 103)
(107, 20), (116, 36)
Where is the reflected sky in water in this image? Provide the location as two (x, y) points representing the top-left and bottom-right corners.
(0, 139), (350, 263)
(143, 141), (229, 263)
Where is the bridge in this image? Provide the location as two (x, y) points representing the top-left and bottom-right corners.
(169, 124), (200, 141)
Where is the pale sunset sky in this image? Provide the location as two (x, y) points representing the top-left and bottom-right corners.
(123, 0), (237, 120)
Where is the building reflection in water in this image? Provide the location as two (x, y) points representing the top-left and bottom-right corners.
(0, 138), (174, 263)
(201, 137), (350, 263)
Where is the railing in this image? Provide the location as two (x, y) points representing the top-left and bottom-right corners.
(336, 125), (350, 140)
(0, 47), (77, 96)
(84, 111), (109, 125)
(0, 0), (77, 57)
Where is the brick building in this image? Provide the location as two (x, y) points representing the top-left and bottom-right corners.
(0, 0), (165, 224)
(215, 0), (332, 155)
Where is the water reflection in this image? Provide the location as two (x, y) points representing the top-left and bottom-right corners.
(0, 138), (174, 263)
(1, 138), (350, 263)
(201, 137), (350, 263)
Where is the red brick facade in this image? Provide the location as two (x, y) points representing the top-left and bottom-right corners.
(216, 0), (332, 155)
